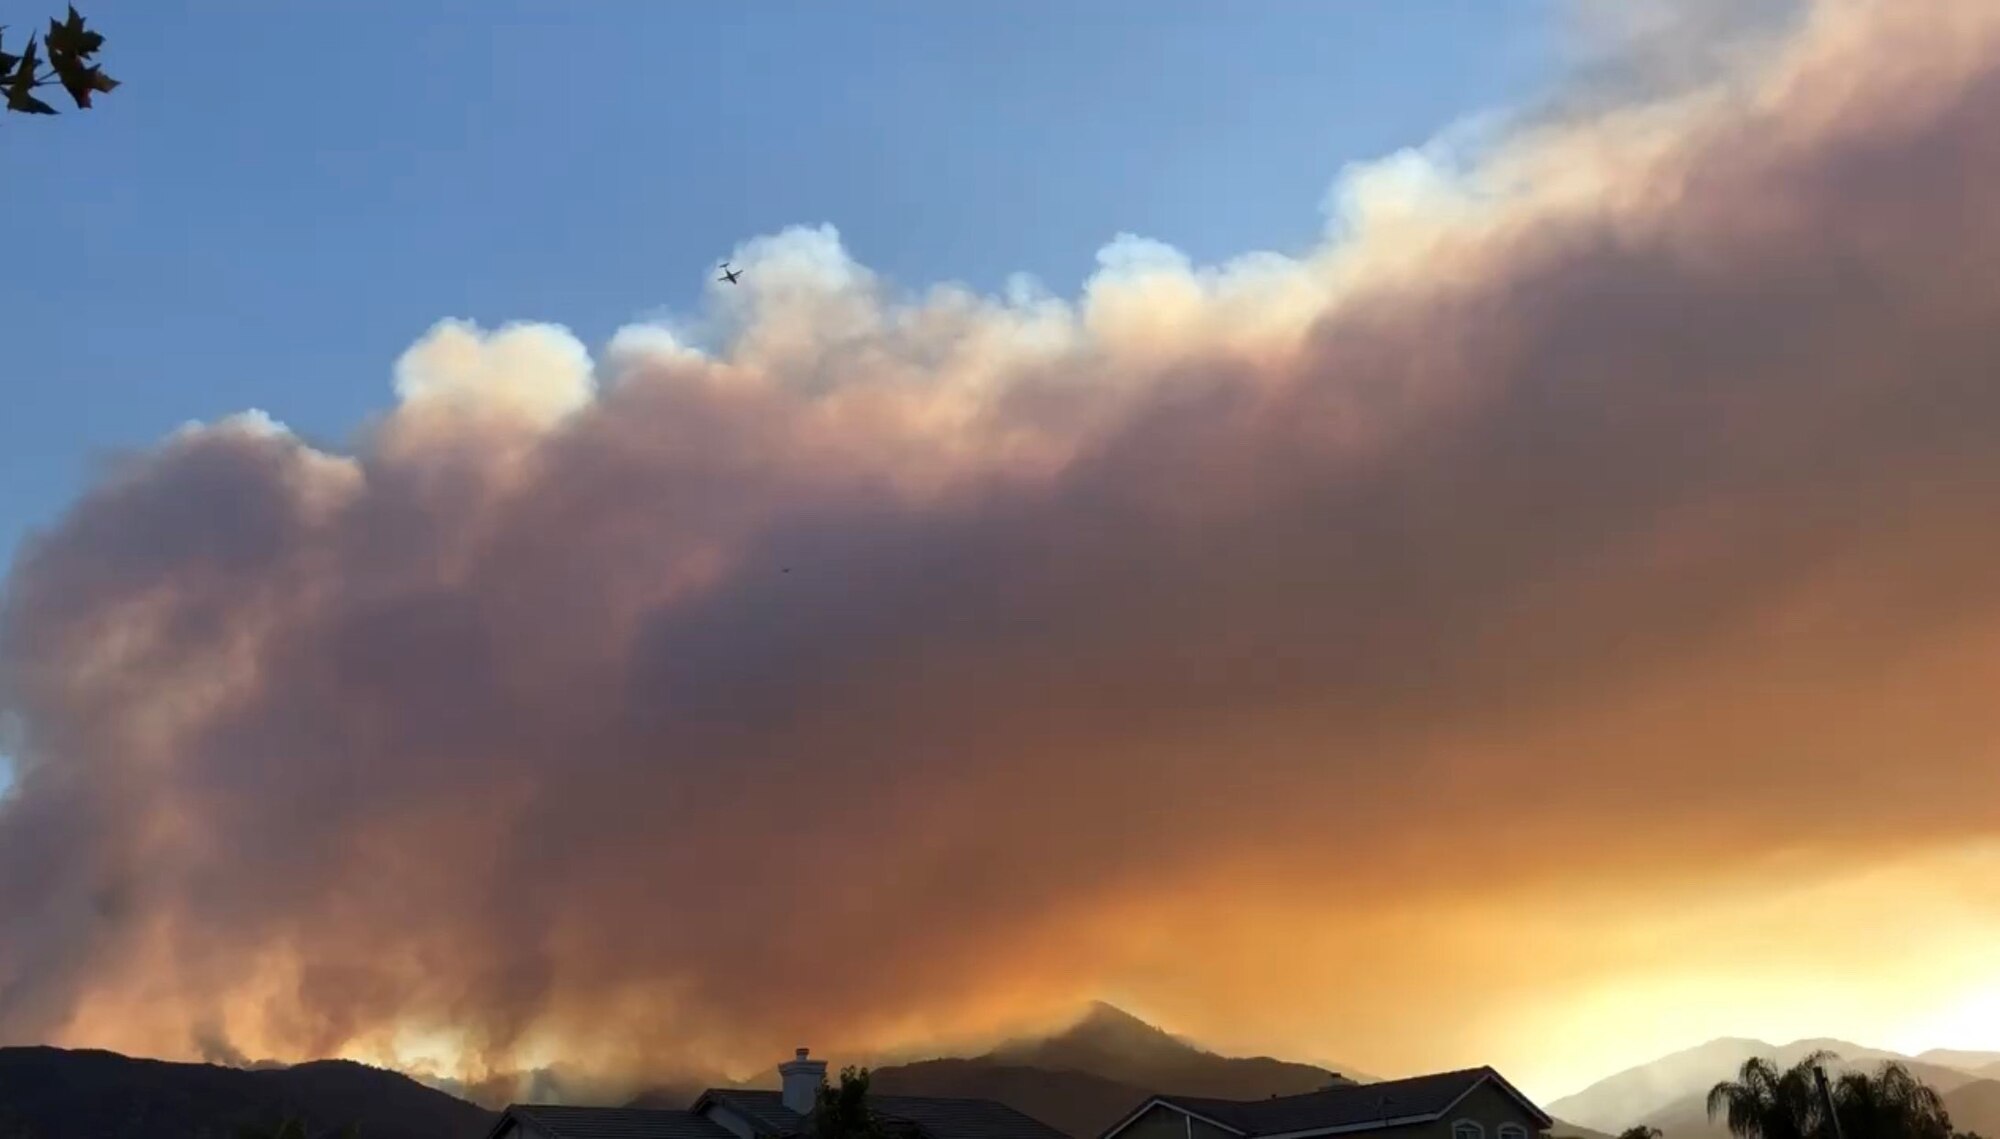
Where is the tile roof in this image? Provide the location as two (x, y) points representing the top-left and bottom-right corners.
(1151, 1069), (1521, 1137)
(507, 1105), (741, 1139)
(699, 1089), (1072, 1139)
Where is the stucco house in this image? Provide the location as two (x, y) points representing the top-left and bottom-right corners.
(487, 1049), (1072, 1139)
(1098, 1068), (1553, 1139)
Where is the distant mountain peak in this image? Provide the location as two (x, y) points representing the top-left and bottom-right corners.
(866, 1003), (1361, 1139)
(1071, 1001), (1161, 1035)
(1052, 1003), (1192, 1052)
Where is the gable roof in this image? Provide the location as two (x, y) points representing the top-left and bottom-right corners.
(694, 1089), (1072, 1139)
(1101, 1068), (1552, 1139)
(502, 1104), (741, 1139)
(695, 1090), (807, 1137)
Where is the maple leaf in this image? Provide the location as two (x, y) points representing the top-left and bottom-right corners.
(52, 58), (115, 107)
(43, 6), (103, 61)
(4, 8), (118, 117)
(5, 29), (35, 81)
(4, 34), (55, 114)
(7, 82), (58, 115)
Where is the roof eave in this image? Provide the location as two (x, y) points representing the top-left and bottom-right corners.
(1167, 1068), (1553, 1139)
(1452, 1069), (1552, 1129)
(493, 1108), (562, 1139)
(695, 1094), (803, 1139)
(1247, 1111), (1448, 1139)
(482, 1108), (526, 1139)
(1101, 1098), (1251, 1139)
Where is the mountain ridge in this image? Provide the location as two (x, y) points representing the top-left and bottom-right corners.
(6, 1009), (1995, 1139)
(862, 1002), (1364, 1137)
(0, 1044), (495, 1139)
(624, 1001), (1370, 1135)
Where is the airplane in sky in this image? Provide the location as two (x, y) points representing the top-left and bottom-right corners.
(717, 261), (742, 285)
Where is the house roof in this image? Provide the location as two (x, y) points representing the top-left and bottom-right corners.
(695, 1089), (1072, 1139)
(867, 1094), (1074, 1139)
(504, 1105), (741, 1139)
(1102, 1068), (1552, 1139)
(694, 1090), (806, 1137)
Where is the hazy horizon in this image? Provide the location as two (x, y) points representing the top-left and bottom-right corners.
(8, 996), (1993, 1111)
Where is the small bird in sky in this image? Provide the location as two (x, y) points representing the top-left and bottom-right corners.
(717, 261), (742, 285)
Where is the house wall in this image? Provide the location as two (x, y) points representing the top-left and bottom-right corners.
(1378, 1082), (1549, 1139)
(1118, 1105), (1240, 1139)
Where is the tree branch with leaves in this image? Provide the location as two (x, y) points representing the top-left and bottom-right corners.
(2, 5), (116, 117)
(815, 1067), (909, 1139)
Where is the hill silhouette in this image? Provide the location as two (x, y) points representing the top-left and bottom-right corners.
(988, 1003), (1366, 1096)
(1943, 1079), (2000, 1138)
(0, 1005), (1622, 1139)
(0, 1046), (495, 1139)
(1918, 1050), (2000, 1072)
(627, 1003), (1366, 1136)
(11, 1010), (1979, 1139)
(862, 1002), (1363, 1136)
(864, 1006), (1618, 1139)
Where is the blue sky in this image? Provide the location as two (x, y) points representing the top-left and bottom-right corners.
(0, 1), (1557, 586)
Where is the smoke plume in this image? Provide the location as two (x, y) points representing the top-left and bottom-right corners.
(5, 0), (2000, 1101)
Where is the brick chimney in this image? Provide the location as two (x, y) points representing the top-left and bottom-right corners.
(780, 1047), (828, 1115)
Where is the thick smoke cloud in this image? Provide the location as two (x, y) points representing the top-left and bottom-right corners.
(5, 0), (2000, 1102)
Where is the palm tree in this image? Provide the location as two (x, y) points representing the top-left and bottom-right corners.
(1707, 1051), (1839, 1139)
(1708, 1055), (1957, 1139)
(1832, 1064), (1951, 1139)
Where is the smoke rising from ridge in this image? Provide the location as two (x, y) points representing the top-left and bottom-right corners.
(5, 0), (2000, 1100)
